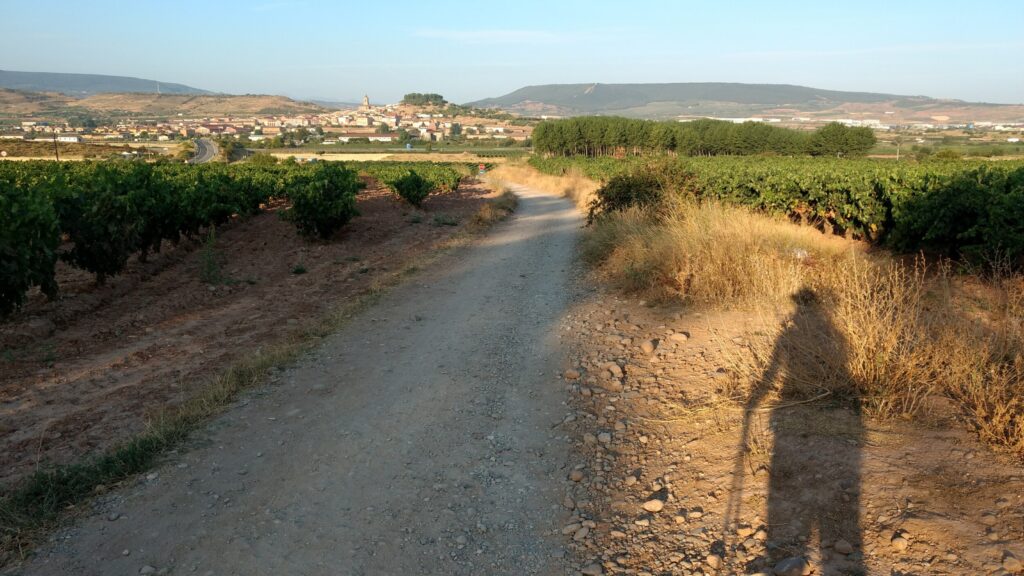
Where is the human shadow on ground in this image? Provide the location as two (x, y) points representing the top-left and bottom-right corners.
(728, 287), (866, 575)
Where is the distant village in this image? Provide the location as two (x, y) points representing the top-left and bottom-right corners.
(0, 95), (535, 147)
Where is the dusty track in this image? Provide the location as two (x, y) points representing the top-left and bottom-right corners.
(18, 185), (583, 575)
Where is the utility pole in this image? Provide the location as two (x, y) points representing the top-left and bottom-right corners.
(53, 132), (60, 161)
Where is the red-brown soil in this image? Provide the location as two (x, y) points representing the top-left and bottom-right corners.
(0, 182), (491, 490)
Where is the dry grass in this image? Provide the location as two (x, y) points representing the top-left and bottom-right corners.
(582, 193), (1024, 457)
(469, 190), (517, 230)
(488, 162), (599, 210)
(582, 197), (865, 308)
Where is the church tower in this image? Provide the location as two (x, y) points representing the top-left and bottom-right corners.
(360, 95), (370, 111)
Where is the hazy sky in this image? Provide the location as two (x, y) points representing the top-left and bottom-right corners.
(3, 0), (1022, 104)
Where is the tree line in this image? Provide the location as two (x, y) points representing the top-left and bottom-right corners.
(401, 93), (447, 106)
(532, 117), (876, 158)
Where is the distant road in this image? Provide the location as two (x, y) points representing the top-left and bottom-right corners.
(188, 138), (218, 164)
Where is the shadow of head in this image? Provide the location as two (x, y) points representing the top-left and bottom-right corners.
(792, 286), (818, 305)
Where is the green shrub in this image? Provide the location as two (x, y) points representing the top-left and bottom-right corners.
(393, 171), (432, 207)
(52, 163), (144, 283)
(0, 171), (60, 315)
(888, 164), (1024, 263)
(588, 172), (664, 223)
(284, 164), (363, 239)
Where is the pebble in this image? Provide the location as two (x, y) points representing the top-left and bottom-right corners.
(597, 432), (612, 444)
(669, 332), (689, 343)
(569, 470), (585, 482)
(641, 499), (664, 513)
(639, 340), (657, 355)
(773, 556), (810, 576)
(1004, 553), (1022, 572)
(581, 563), (604, 575)
(891, 535), (909, 552)
(736, 524), (754, 537)
(564, 369), (581, 380)
(603, 362), (623, 378)
(705, 554), (722, 569)
(107, 512), (120, 522)
(573, 526), (590, 541)
(833, 538), (854, 555)
(139, 566), (157, 575)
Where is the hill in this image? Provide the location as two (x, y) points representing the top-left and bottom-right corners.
(71, 93), (327, 116)
(468, 82), (1024, 123)
(0, 88), (74, 115)
(0, 69), (210, 96)
(0, 88), (328, 119)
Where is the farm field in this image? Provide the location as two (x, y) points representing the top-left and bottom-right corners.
(0, 139), (161, 160)
(0, 173), (497, 490)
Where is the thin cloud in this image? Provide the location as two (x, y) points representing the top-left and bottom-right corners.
(413, 28), (564, 44)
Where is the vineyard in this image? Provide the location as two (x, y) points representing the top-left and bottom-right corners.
(529, 156), (1024, 263)
(0, 160), (470, 316)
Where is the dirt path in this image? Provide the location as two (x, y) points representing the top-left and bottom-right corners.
(16, 185), (583, 576)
